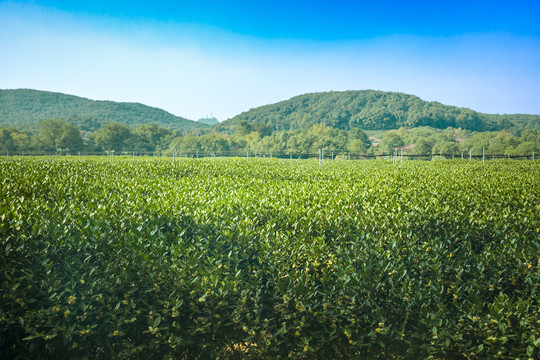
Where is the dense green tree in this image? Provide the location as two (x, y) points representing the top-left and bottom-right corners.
(347, 139), (368, 153)
(255, 134), (287, 154)
(133, 123), (172, 152)
(401, 127), (435, 144)
(168, 135), (203, 155)
(379, 132), (404, 154)
(348, 128), (371, 149)
(244, 132), (262, 152)
(0, 128), (14, 151)
(37, 119), (83, 151)
(468, 132), (495, 155)
(233, 121), (272, 139)
(234, 121), (252, 137)
(251, 122), (272, 137)
(432, 140), (459, 155)
(89, 122), (131, 151)
(520, 129), (540, 143)
(362, 109), (396, 129)
(0, 127), (38, 153)
(512, 141), (540, 155)
(58, 124), (83, 151)
(286, 136), (302, 155)
(199, 133), (231, 153)
(487, 132), (519, 155)
(10, 131), (31, 151)
(413, 138), (433, 155)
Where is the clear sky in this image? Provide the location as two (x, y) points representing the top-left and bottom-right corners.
(1, 0), (540, 121)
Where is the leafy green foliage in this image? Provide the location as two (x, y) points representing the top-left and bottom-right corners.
(0, 89), (207, 132)
(380, 132), (404, 154)
(131, 123), (175, 153)
(2, 89), (539, 157)
(1, 158), (539, 359)
(216, 90), (540, 133)
(37, 119), (83, 152)
(89, 122), (132, 152)
(466, 130), (540, 156)
(0, 128), (32, 152)
(480, 113), (540, 131)
(197, 117), (220, 126)
(383, 127), (540, 156)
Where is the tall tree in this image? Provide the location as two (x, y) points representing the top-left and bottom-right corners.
(0, 128), (15, 151)
(90, 122), (131, 151)
(413, 138), (433, 155)
(199, 133), (231, 153)
(10, 131), (31, 151)
(432, 140), (459, 155)
(348, 128), (371, 149)
(37, 119), (83, 151)
(347, 139), (368, 153)
(133, 123), (172, 152)
(380, 132), (404, 154)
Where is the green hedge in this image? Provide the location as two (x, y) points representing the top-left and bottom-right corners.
(1, 158), (539, 359)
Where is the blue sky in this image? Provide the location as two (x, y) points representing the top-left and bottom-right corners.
(1, 1), (540, 121)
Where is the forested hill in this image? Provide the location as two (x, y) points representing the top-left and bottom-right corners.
(197, 117), (220, 126)
(0, 89), (207, 133)
(216, 90), (540, 132)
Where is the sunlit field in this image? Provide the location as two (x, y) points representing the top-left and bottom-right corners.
(1, 158), (539, 359)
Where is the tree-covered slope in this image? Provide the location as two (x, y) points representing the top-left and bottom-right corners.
(197, 117), (219, 126)
(0, 89), (208, 133)
(216, 90), (540, 132)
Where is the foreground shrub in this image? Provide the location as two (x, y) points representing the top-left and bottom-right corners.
(1, 159), (539, 359)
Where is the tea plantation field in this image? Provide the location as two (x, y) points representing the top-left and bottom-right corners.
(1, 158), (539, 359)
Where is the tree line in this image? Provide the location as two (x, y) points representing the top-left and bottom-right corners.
(1, 119), (539, 156)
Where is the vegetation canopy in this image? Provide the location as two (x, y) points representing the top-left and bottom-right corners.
(216, 90), (540, 133)
(0, 89), (207, 133)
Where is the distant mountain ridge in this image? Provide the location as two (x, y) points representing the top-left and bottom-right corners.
(0, 89), (207, 133)
(198, 117), (219, 126)
(216, 90), (540, 133)
(2, 89), (539, 135)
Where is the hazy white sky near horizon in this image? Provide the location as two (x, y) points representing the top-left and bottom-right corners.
(1, 1), (540, 121)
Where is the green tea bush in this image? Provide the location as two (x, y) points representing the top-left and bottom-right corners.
(1, 159), (539, 359)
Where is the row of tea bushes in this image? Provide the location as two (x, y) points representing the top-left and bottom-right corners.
(1, 158), (539, 359)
